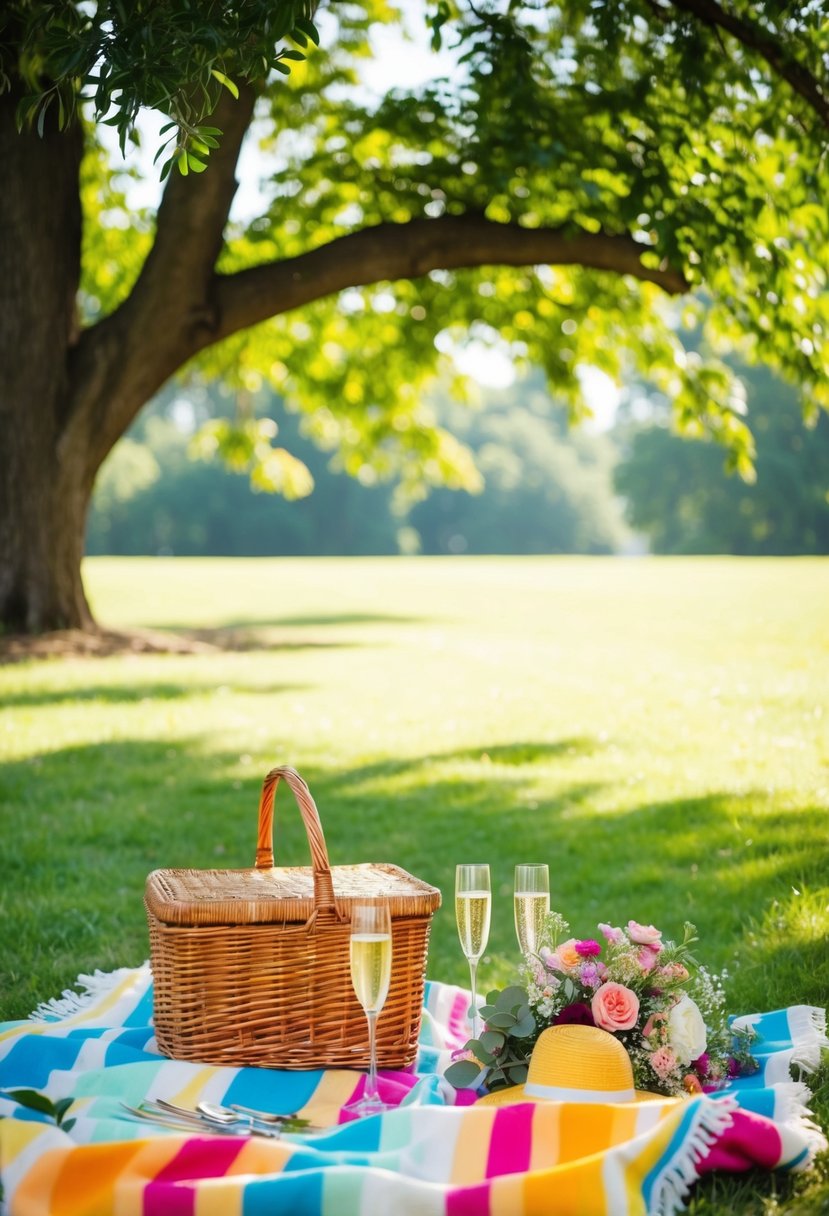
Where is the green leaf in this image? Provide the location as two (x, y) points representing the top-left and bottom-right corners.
(3, 1088), (56, 1116)
(273, 61), (292, 75)
(486, 1012), (517, 1029)
(53, 1097), (75, 1123)
(177, 150), (189, 177)
(511, 1013), (537, 1038)
(281, 49), (306, 62)
(444, 1059), (484, 1088)
(479, 1030), (505, 1054)
(210, 69), (239, 99)
(495, 986), (528, 1011)
(507, 1064), (529, 1084)
(186, 153), (207, 173)
(292, 17), (320, 45)
(61, 1118), (76, 1134)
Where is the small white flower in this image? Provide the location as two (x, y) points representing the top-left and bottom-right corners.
(668, 995), (707, 1065)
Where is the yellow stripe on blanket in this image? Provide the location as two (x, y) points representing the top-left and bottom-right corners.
(297, 1070), (363, 1127)
(453, 1106), (498, 1183)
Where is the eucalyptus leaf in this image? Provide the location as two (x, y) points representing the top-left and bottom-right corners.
(495, 986), (528, 1011)
(444, 1059), (484, 1089)
(511, 1013), (538, 1038)
(486, 1012), (517, 1030)
(479, 1030), (505, 1054)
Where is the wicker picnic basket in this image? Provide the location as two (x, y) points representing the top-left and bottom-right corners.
(145, 765), (441, 1070)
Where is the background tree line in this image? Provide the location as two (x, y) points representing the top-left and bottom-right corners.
(87, 359), (829, 558)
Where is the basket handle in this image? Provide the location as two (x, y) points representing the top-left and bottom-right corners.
(254, 765), (338, 911)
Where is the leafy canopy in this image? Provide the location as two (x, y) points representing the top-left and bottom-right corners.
(5, 0), (829, 493)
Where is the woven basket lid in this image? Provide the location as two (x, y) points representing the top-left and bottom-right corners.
(145, 862), (441, 926)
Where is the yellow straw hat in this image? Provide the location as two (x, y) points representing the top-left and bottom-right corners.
(477, 1023), (664, 1106)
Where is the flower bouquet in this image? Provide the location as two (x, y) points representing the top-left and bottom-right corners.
(445, 913), (758, 1097)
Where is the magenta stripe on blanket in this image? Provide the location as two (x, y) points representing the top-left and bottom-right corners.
(486, 1106), (533, 1177)
(448, 991), (473, 1043)
(144, 1138), (246, 1215)
(699, 1110), (784, 1174)
(446, 1180), (491, 1216)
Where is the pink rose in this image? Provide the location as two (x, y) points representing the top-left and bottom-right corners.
(627, 920), (663, 949)
(638, 948), (658, 973)
(598, 923), (624, 944)
(591, 982), (640, 1032)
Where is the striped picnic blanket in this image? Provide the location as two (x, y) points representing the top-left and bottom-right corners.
(0, 966), (825, 1215)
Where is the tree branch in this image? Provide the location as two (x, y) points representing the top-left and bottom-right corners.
(211, 215), (689, 343)
(64, 83), (258, 478)
(665, 0), (829, 130)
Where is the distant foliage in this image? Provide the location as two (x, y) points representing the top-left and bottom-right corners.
(615, 367), (829, 555)
(86, 376), (625, 557)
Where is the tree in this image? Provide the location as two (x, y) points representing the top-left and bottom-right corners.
(614, 365), (829, 554)
(1, 0), (827, 631)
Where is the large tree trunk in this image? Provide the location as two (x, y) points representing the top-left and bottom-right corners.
(0, 90), (92, 631)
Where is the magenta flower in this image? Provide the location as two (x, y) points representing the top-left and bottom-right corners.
(575, 939), (602, 957)
(693, 1052), (711, 1080)
(555, 1002), (595, 1027)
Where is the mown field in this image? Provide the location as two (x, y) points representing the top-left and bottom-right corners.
(1, 556), (827, 1212)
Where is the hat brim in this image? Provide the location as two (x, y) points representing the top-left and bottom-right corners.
(476, 1084), (668, 1107)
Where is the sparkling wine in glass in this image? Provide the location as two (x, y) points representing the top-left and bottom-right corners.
(346, 900), (392, 1116)
(455, 864), (491, 1041)
(514, 863), (550, 956)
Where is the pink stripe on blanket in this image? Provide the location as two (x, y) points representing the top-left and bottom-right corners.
(143, 1137), (246, 1216)
(447, 1181), (491, 1216)
(698, 1109), (784, 1173)
(486, 1106), (533, 1177)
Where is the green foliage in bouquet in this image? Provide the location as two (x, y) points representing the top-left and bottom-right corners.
(446, 914), (758, 1098)
(445, 986), (539, 1093)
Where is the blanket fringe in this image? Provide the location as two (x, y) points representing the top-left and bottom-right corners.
(774, 1080), (829, 1163)
(788, 1006), (828, 1075)
(28, 968), (138, 1023)
(651, 1095), (738, 1216)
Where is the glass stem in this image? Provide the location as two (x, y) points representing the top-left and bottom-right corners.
(468, 958), (479, 1040)
(365, 1010), (379, 1102)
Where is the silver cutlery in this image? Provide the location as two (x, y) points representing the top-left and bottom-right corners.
(119, 1101), (282, 1138)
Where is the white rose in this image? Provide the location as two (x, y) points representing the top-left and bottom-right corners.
(667, 995), (707, 1065)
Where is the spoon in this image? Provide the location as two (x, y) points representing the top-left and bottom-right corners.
(197, 1100), (312, 1132)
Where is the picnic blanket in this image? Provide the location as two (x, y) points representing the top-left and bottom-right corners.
(0, 966), (825, 1216)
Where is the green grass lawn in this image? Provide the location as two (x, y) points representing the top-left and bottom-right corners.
(2, 555), (827, 1212)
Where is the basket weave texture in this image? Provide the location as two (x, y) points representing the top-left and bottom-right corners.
(145, 765), (441, 1070)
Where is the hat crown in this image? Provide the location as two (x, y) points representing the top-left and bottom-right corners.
(526, 1024), (636, 1096)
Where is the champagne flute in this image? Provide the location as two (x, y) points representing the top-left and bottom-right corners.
(346, 900), (392, 1116)
(455, 864), (491, 1041)
(514, 863), (550, 956)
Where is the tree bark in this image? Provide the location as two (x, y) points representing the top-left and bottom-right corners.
(0, 83), (690, 636)
(0, 90), (92, 632)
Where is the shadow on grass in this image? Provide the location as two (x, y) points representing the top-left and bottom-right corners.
(3, 736), (825, 1216)
(142, 611), (434, 653)
(1, 680), (309, 709)
(2, 734), (827, 1020)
